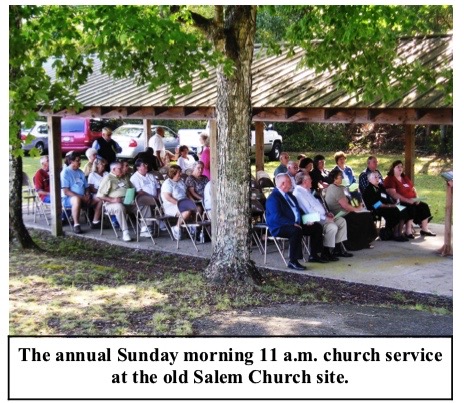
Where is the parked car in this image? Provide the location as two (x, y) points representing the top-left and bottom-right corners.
(177, 122), (283, 161)
(21, 121), (49, 155)
(61, 118), (115, 154)
(112, 124), (180, 160)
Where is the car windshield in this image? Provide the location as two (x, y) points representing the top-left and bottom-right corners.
(21, 123), (34, 133)
(113, 126), (143, 138)
(62, 120), (85, 133)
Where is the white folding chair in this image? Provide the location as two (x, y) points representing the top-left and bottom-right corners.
(100, 202), (135, 239)
(134, 196), (159, 245)
(33, 192), (50, 225)
(22, 172), (36, 215)
(261, 211), (310, 266)
(176, 198), (211, 252)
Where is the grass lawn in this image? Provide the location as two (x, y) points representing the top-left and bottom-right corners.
(22, 152), (452, 224)
(9, 230), (451, 336)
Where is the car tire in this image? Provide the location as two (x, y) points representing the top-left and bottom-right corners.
(35, 142), (46, 155)
(267, 142), (282, 161)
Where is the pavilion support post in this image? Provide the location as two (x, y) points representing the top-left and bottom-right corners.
(47, 116), (63, 236)
(143, 119), (152, 147)
(404, 124), (415, 182)
(209, 119), (217, 245)
(438, 180), (453, 256)
(254, 121), (264, 173)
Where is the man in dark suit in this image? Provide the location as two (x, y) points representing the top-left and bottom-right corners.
(266, 173), (327, 270)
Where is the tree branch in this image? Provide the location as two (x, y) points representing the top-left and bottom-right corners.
(169, 5), (224, 42)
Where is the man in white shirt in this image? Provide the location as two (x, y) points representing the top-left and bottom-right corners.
(293, 172), (353, 260)
(153, 127), (178, 167)
(130, 159), (161, 237)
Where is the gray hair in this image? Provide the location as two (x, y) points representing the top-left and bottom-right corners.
(295, 172), (309, 185)
(39, 155), (49, 165)
(367, 170), (380, 180)
(110, 161), (121, 172)
(85, 148), (97, 159)
(275, 173), (290, 187)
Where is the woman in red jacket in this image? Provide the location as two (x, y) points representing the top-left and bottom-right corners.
(383, 160), (435, 238)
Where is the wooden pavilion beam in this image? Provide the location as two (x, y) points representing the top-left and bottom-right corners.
(40, 106), (452, 125)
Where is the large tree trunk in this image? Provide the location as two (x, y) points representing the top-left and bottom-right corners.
(205, 6), (263, 285)
(9, 147), (37, 249)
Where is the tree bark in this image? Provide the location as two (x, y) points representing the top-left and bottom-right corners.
(9, 147), (37, 249)
(204, 6), (263, 285)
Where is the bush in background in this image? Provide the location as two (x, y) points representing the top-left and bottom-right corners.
(274, 122), (452, 156)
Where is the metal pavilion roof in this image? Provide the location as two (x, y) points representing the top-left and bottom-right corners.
(43, 34), (453, 125)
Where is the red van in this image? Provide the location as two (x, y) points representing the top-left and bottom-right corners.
(61, 118), (116, 154)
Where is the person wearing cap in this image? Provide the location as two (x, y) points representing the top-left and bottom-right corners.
(92, 127), (122, 170)
(60, 151), (91, 234)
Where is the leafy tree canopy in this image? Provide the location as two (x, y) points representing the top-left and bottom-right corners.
(11, 4), (453, 147)
(256, 5), (452, 103)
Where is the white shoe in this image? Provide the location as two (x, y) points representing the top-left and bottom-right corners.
(159, 222), (168, 231)
(140, 230), (152, 238)
(122, 230), (132, 242)
(172, 226), (181, 241)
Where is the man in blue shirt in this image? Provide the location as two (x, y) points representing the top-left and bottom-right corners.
(265, 173), (326, 270)
(61, 151), (91, 234)
(273, 152), (290, 178)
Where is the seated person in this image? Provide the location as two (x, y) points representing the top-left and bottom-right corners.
(273, 152), (290, 177)
(34, 155), (50, 203)
(177, 145), (196, 173)
(286, 161), (299, 191)
(332, 151), (356, 186)
(203, 179), (212, 205)
(83, 148), (98, 177)
(362, 171), (411, 242)
(359, 155), (384, 194)
(265, 173), (327, 271)
(134, 147), (159, 172)
(130, 158), (162, 236)
(120, 160), (132, 182)
(185, 161), (209, 203)
(310, 154), (331, 191)
(60, 151), (91, 234)
(97, 161), (135, 242)
(87, 156), (108, 229)
(293, 172), (353, 260)
(383, 160), (435, 237)
(324, 170), (377, 251)
(161, 164), (194, 241)
(298, 157), (313, 175)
